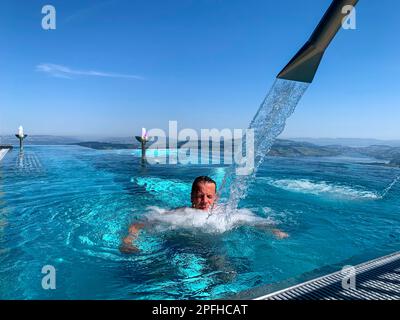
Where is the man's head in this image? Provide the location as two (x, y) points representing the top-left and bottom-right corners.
(191, 176), (217, 211)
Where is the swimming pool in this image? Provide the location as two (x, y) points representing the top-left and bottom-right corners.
(0, 145), (399, 299)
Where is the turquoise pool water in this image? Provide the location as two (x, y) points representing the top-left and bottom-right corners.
(0, 145), (399, 299)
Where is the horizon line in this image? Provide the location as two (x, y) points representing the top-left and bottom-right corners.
(1, 134), (400, 141)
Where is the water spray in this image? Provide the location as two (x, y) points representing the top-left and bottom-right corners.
(224, 0), (360, 209)
(381, 174), (400, 199)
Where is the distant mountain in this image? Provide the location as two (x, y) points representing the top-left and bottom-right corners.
(2, 135), (400, 167)
(73, 138), (400, 167)
(268, 139), (341, 157)
(69, 139), (356, 157)
(0, 135), (146, 146)
(0, 135), (82, 145)
(93, 137), (138, 144)
(3, 135), (399, 148)
(354, 145), (400, 164)
(287, 137), (400, 147)
(75, 141), (139, 150)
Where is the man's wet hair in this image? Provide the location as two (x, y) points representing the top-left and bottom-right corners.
(191, 176), (217, 195)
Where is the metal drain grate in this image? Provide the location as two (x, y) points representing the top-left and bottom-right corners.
(0, 149), (9, 162)
(256, 251), (400, 300)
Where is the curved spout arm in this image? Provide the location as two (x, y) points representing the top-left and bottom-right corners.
(277, 0), (359, 83)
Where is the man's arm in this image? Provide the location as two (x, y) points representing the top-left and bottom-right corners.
(119, 223), (145, 254)
(256, 224), (289, 239)
(271, 228), (289, 239)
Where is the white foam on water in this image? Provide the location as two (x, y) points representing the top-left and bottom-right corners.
(142, 206), (274, 234)
(135, 176), (190, 194)
(265, 178), (380, 200)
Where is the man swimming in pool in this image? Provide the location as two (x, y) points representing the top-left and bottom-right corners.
(120, 176), (288, 253)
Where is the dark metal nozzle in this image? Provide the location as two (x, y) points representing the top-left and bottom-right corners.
(135, 136), (148, 161)
(15, 134), (28, 150)
(277, 0), (359, 83)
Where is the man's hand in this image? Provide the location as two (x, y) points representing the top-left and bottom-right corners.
(272, 228), (289, 239)
(129, 223), (145, 234)
(119, 223), (146, 254)
(119, 235), (140, 254)
(119, 243), (140, 254)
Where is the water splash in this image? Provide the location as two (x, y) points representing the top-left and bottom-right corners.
(142, 206), (273, 234)
(220, 79), (309, 209)
(381, 174), (400, 198)
(265, 178), (380, 200)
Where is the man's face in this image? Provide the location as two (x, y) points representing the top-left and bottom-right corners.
(191, 182), (216, 211)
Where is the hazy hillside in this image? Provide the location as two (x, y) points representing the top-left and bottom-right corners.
(72, 138), (400, 167)
(3, 135), (399, 167)
(0, 135), (81, 145)
(288, 137), (400, 147)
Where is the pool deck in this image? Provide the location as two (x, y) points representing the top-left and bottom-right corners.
(255, 251), (400, 300)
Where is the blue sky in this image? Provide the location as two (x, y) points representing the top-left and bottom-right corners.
(1, 0), (399, 139)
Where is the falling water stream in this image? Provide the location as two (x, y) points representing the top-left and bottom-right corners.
(216, 78), (398, 210)
(381, 174), (400, 198)
(219, 79), (309, 210)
